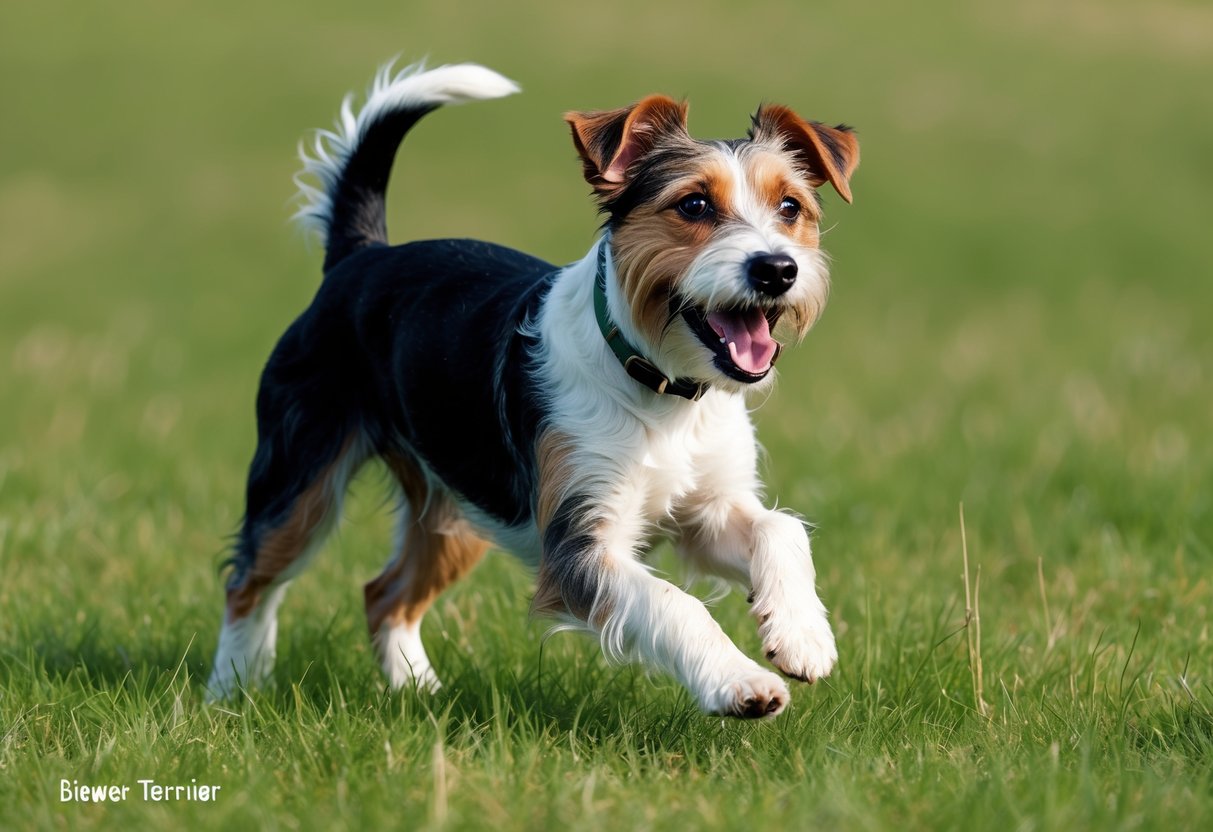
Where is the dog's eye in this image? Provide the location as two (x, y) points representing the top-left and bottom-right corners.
(778, 197), (801, 221)
(676, 193), (712, 220)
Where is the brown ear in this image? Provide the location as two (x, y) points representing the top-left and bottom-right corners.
(751, 104), (860, 203)
(565, 95), (689, 197)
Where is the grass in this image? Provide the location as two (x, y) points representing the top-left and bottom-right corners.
(2, 0), (1211, 828)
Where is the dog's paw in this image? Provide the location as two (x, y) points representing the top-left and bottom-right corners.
(204, 660), (274, 703)
(388, 664), (443, 695)
(378, 623), (444, 694)
(382, 650), (444, 694)
(756, 603), (837, 684)
(701, 667), (790, 719)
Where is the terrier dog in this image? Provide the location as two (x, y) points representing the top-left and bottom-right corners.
(207, 60), (859, 718)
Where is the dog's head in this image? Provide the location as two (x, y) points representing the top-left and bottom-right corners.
(566, 96), (858, 393)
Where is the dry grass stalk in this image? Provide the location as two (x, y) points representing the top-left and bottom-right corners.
(960, 503), (990, 718)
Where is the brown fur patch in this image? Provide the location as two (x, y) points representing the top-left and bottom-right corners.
(611, 154), (736, 345)
(531, 430), (614, 624)
(225, 436), (363, 621)
(743, 149), (823, 239)
(750, 105), (860, 203)
(535, 429), (576, 532)
(533, 428), (584, 618)
(566, 95), (690, 198)
(363, 453), (489, 635)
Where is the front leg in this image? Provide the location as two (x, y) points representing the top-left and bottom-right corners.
(533, 494), (791, 718)
(677, 494), (837, 683)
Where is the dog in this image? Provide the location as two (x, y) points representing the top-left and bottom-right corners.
(206, 60), (859, 718)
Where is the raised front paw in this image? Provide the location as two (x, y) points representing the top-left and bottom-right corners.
(700, 666), (790, 718)
(755, 602), (837, 683)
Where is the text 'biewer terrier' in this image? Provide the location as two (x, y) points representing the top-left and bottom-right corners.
(207, 60), (859, 718)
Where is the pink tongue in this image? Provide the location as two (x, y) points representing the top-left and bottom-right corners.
(706, 309), (777, 375)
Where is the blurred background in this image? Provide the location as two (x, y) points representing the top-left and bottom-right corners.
(1, 0), (1210, 719)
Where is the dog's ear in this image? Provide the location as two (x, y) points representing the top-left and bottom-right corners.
(565, 95), (689, 197)
(750, 105), (860, 203)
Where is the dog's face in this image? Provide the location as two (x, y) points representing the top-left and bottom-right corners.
(566, 97), (859, 393)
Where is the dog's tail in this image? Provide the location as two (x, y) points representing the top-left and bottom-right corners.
(293, 61), (520, 272)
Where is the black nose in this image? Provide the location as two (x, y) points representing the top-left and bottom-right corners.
(747, 253), (798, 297)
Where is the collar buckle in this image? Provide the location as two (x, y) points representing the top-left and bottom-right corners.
(623, 355), (669, 395)
(594, 239), (710, 403)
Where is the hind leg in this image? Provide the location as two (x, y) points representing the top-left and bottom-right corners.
(206, 429), (366, 700)
(363, 453), (489, 692)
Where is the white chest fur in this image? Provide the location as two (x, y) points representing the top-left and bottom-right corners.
(608, 390), (759, 536)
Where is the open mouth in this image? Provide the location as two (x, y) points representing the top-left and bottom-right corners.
(679, 302), (784, 383)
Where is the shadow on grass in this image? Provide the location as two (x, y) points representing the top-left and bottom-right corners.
(3, 608), (820, 758)
(0, 619), (214, 697)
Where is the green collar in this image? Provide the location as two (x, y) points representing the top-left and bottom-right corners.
(593, 241), (709, 402)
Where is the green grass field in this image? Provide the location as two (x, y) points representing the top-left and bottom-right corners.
(2, 0), (1211, 828)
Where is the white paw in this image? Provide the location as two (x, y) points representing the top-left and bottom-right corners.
(700, 666), (790, 718)
(378, 622), (443, 694)
(206, 614), (278, 702)
(204, 651), (275, 702)
(755, 600), (837, 683)
(387, 661), (443, 694)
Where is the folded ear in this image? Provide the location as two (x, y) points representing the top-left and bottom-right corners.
(751, 104), (860, 203)
(565, 95), (690, 197)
